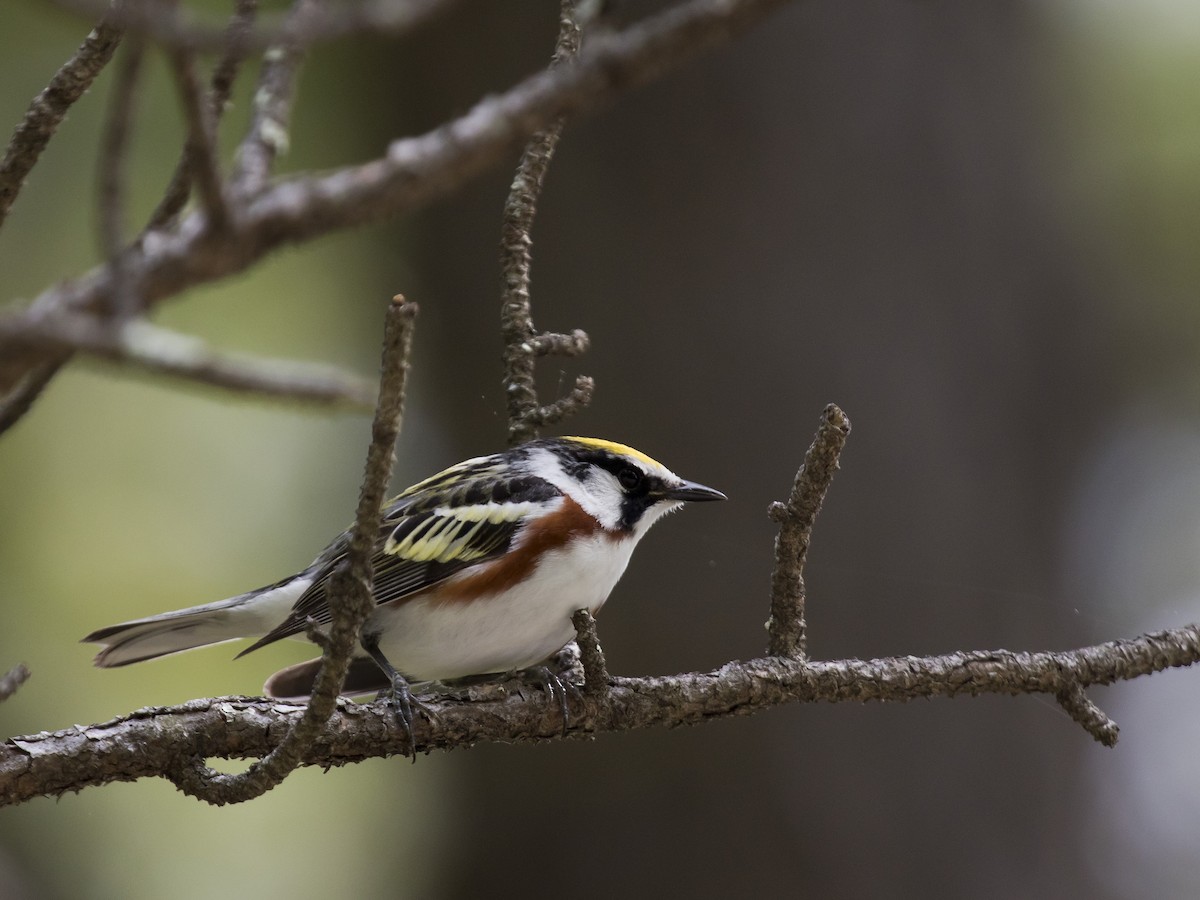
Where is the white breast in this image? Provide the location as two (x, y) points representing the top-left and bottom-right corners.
(368, 531), (637, 681)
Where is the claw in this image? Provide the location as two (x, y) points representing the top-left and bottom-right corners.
(387, 671), (418, 759)
(371, 675), (440, 760)
(522, 665), (580, 735)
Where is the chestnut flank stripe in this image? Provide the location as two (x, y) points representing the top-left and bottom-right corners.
(432, 496), (602, 604)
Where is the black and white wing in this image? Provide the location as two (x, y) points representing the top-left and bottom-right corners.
(239, 455), (561, 655)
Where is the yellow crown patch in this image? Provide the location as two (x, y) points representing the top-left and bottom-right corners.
(563, 437), (664, 471)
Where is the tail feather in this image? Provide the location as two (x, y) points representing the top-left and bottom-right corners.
(83, 578), (310, 668)
(83, 598), (254, 668)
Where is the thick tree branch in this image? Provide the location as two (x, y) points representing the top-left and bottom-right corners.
(0, 0), (796, 397)
(165, 295), (416, 804)
(0, 21), (123, 231)
(5, 623), (1196, 806)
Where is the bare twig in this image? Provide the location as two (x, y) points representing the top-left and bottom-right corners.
(164, 49), (230, 232)
(571, 609), (610, 698)
(0, 360), (67, 438)
(147, 0), (258, 231)
(0, 21), (123, 231)
(207, 0), (260, 106)
(6, 622), (1197, 805)
(96, 39), (146, 320)
(532, 376), (594, 429)
(48, 0), (456, 55)
(0, 665), (30, 704)
(1055, 682), (1119, 747)
(1, 0), (798, 402)
(767, 404), (851, 658)
(0, 315), (375, 408)
(232, 0), (316, 194)
(167, 295), (416, 805)
(501, 0), (590, 445)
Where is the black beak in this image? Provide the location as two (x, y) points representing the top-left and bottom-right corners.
(664, 479), (727, 503)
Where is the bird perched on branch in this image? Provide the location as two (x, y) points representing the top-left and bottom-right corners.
(83, 436), (724, 721)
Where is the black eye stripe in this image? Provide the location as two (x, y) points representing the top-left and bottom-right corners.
(538, 438), (672, 532)
(557, 449), (660, 500)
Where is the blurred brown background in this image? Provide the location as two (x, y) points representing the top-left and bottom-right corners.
(3, 0), (1200, 897)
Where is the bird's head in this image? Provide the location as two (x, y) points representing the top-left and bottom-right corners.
(525, 436), (726, 535)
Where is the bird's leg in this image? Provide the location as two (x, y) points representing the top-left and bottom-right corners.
(361, 633), (432, 760)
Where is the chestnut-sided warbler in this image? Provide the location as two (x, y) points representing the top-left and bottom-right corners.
(83, 437), (725, 704)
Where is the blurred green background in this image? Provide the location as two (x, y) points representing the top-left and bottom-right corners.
(3, 0), (1200, 897)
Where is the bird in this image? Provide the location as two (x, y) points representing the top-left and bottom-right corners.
(83, 436), (725, 717)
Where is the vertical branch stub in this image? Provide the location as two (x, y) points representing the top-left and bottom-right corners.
(766, 404), (850, 659)
(572, 608), (611, 699)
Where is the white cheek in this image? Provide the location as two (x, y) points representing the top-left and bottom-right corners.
(577, 472), (626, 530)
(523, 447), (627, 530)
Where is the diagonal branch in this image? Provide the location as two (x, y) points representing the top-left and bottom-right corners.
(166, 294), (416, 805)
(5, 623), (1197, 806)
(0, 20), (123, 231)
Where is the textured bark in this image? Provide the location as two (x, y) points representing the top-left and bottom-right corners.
(5, 624), (1197, 806)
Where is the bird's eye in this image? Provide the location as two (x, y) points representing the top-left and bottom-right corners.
(617, 466), (642, 490)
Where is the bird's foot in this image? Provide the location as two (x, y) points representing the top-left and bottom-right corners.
(519, 665), (581, 736)
(377, 673), (439, 762)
